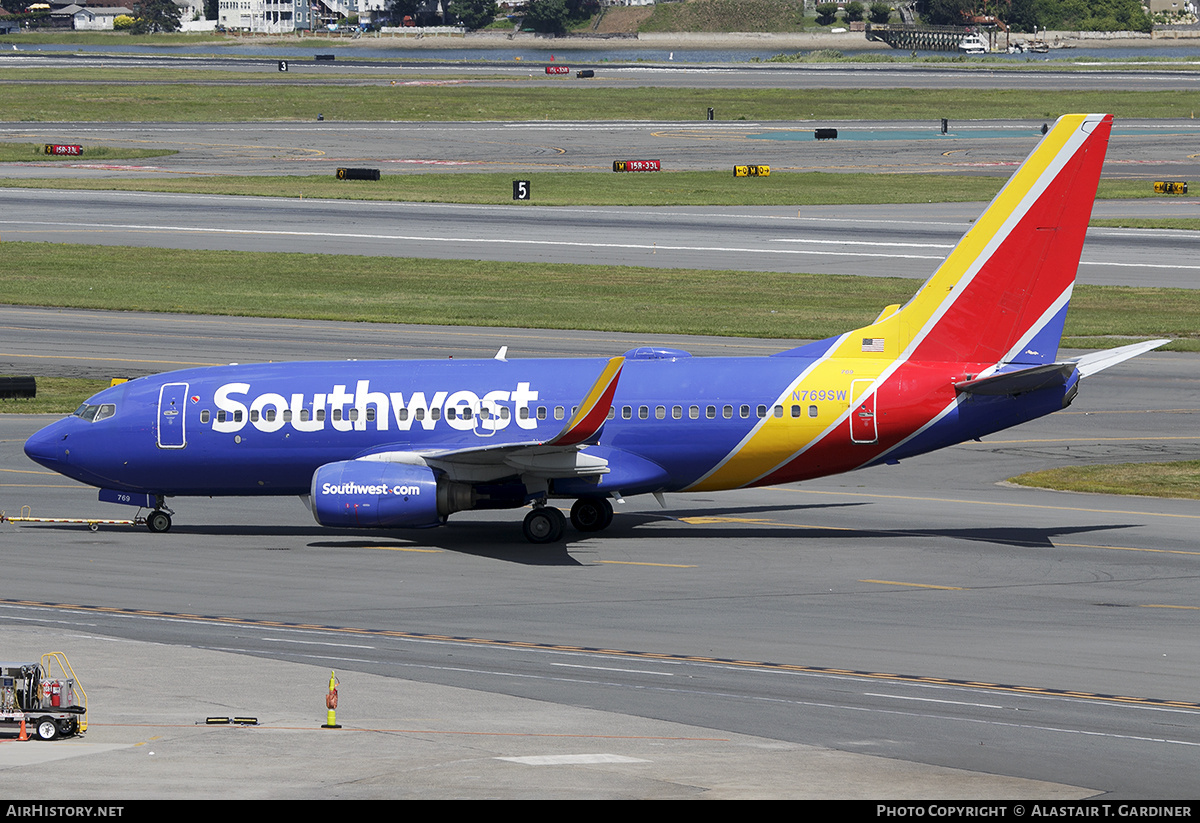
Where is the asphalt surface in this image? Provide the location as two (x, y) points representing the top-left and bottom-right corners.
(1, 189), (1198, 286)
(2, 118), (1199, 177)
(2, 317), (1200, 798)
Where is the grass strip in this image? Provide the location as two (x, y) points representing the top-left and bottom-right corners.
(0, 170), (1011, 206)
(0, 376), (109, 415)
(1010, 461), (1200, 500)
(4, 84), (1200, 122)
(0, 171), (1171, 207)
(0, 241), (1194, 349)
(1091, 217), (1200, 231)
(0, 143), (177, 163)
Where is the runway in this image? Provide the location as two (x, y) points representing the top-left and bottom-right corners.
(1, 187), (1197, 287)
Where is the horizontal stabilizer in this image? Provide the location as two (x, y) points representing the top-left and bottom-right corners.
(955, 363), (1076, 396)
(1067, 339), (1171, 379)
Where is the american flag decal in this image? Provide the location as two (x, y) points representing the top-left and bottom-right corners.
(861, 338), (885, 353)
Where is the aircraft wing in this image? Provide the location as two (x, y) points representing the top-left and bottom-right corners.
(356, 356), (625, 483)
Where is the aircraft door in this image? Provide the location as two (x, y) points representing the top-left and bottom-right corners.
(850, 379), (878, 444)
(157, 382), (189, 449)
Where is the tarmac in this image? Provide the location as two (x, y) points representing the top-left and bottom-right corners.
(0, 627), (1092, 799)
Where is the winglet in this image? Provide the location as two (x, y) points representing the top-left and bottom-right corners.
(546, 356), (625, 447)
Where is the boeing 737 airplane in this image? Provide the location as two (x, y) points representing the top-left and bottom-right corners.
(24, 113), (1167, 543)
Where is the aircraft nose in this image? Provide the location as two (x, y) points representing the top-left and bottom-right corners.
(23, 423), (64, 469)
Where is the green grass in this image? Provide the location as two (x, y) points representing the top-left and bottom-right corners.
(0, 241), (1192, 349)
(4, 82), (1200, 122)
(1, 31), (232, 47)
(0, 171), (1183, 211)
(638, 0), (807, 33)
(0, 376), (108, 415)
(1010, 461), (1200, 499)
(0, 170), (1011, 206)
(1091, 217), (1200, 231)
(0, 143), (177, 163)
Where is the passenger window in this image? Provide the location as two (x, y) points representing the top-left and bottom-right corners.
(706, 405), (716, 419)
(774, 405), (783, 418)
(554, 406), (564, 420)
(638, 406), (649, 420)
(689, 405), (699, 419)
(622, 406), (632, 419)
(723, 405), (733, 419)
(791, 405), (801, 418)
(809, 405), (818, 417)
(200, 410), (211, 424)
(672, 405), (682, 419)
(756, 405), (766, 418)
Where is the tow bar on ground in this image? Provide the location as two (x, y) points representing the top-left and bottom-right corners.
(2, 505), (142, 532)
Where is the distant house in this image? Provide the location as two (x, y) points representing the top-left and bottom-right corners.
(72, 5), (134, 28)
(0, 8), (18, 34)
(1148, 0), (1196, 14)
(218, 0), (313, 32)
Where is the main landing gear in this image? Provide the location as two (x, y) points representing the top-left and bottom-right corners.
(522, 496), (614, 544)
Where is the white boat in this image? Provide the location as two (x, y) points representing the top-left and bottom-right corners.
(958, 32), (990, 54)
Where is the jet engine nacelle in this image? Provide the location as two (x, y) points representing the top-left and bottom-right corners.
(310, 460), (473, 529)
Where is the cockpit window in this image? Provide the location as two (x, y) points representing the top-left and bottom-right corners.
(73, 403), (116, 422)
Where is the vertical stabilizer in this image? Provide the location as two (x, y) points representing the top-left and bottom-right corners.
(892, 113), (1112, 367)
